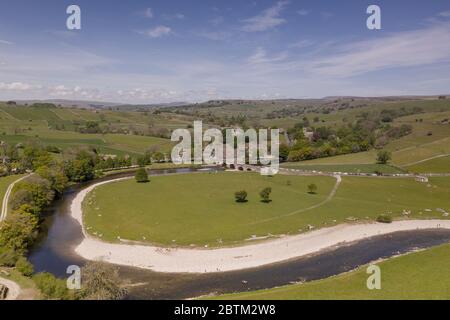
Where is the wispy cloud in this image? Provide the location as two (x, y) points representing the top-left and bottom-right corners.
(438, 11), (450, 18)
(242, 1), (289, 32)
(306, 22), (450, 77)
(209, 16), (224, 26)
(297, 9), (309, 16)
(163, 13), (185, 20)
(195, 30), (231, 41)
(138, 26), (172, 38)
(0, 82), (39, 91)
(320, 12), (334, 20)
(247, 47), (288, 64)
(143, 8), (153, 19)
(0, 39), (13, 45)
(288, 40), (314, 49)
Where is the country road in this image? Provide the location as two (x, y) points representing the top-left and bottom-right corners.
(0, 174), (32, 222)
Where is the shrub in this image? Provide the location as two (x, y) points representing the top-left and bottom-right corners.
(376, 214), (393, 223)
(234, 190), (248, 203)
(135, 168), (149, 183)
(307, 183), (318, 194)
(33, 272), (71, 300)
(259, 187), (272, 203)
(0, 247), (21, 267)
(15, 256), (34, 277)
(80, 261), (127, 300)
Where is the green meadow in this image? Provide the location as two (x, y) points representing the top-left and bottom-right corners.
(213, 243), (450, 300)
(83, 172), (450, 247)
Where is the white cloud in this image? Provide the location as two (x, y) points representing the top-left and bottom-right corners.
(242, 1), (288, 32)
(139, 26), (172, 38)
(0, 82), (36, 91)
(0, 39), (13, 45)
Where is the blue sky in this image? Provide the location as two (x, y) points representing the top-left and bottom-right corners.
(1, 0), (450, 103)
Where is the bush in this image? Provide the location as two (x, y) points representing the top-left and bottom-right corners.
(15, 256), (34, 277)
(259, 187), (272, 203)
(0, 247), (21, 267)
(234, 190), (248, 203)
(376, 214), (393, 223)
(33, 272), (71, 300)
(135, 168), (149, 183)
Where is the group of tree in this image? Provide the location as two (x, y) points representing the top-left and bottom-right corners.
(234, 187), (273, 203)
(283, 107), (420, 163)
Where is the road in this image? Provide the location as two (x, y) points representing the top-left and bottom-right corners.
(0, 174), (32, 222)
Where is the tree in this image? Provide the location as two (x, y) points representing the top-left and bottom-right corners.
(36, 165), (68, 195)
(259, 187), (272, 203)
(64, 158), (95, 182)
(135, 168), (149, 183)
(15, 256), (34, 277)
(0, 205), (39, 252)
(12, 176), (55, 213)
(80, 261), (127, 300)
(376, 150), (392, 164)
(307, 183), (318, 194)
(234, 190), (248, 203)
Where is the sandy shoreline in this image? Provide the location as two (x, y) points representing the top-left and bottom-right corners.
(71, 177), (450, 273)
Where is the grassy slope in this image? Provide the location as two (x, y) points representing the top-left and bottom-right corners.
(213, 243), (450, 300)
(299, 110), (450, 170)
(83, 172), (450, 247)
(0, 104), (178, 156)
(405, 156), (450, 174)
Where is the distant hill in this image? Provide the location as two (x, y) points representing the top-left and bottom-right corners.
(11, 99), (189, 110)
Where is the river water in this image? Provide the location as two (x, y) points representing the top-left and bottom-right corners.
(28, 167), (450, 299)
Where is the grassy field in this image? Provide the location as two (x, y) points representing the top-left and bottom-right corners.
(83, 172), (336, 246)
(281, 163), (405, 174)
(405, 156), (450, 174)
(213, 243), (450, 300)
(83, 172), (450, 247)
